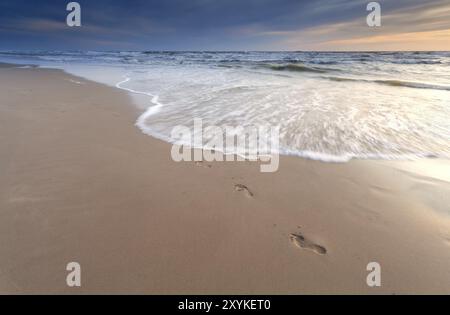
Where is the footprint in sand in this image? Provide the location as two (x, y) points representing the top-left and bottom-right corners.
(234, 184), (254, 197)
(290, 233), (327, 255)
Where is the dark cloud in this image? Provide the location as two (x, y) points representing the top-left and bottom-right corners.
(0, 0), (448, 50)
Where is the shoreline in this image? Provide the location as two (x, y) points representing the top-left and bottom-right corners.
(1, 64), (450, 294)
(3, 61), (449, 165)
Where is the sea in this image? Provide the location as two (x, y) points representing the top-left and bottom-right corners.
(1, 50), (449, 162)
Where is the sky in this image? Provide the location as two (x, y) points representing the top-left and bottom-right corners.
(0, 0), (449, 51)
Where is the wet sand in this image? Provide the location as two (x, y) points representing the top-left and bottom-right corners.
(1, 64), (450, 294)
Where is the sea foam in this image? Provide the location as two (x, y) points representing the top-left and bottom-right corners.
(1, 51), (449, 163)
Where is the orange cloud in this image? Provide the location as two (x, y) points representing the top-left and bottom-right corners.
(271, 2), (450, 51)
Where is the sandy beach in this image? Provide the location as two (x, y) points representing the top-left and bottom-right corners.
(1, 63), (450, 294)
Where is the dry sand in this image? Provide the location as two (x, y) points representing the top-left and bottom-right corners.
(0, 64), (450, 294)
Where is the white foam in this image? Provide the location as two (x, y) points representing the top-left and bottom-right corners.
(110, 68), (450, 164)
(3, 51), (448, 164)
(115, 76), (164, 132)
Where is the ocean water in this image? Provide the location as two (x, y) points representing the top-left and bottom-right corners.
(1, 51), (449, 162)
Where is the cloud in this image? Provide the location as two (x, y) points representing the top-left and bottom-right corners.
(0, 0), (449, 50)
(270, 0), (450, 50)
